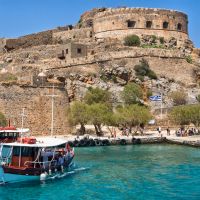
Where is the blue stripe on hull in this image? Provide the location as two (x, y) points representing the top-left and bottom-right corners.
(0, 167), (39, 183)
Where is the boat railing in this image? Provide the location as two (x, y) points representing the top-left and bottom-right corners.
(24, 159), (57, 168)
(0, 146), (13, 164)
(24, 148), (57, 169)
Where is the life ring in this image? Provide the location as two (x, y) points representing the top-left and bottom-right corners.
(120, 139), (127, 145)
(132, 138), (141, 144)
(79, 139), (87, 147)
(94, 139), (102, 146)
(102, 139), (110, 146)
(88, 139), (95, 146)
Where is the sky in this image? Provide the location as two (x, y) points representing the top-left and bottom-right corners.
(0, 0), (199, 47)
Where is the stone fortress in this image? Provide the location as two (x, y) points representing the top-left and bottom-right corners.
(0, 7), (199, 134)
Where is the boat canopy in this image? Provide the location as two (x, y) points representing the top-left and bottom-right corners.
(0, 128), (30, 133)
(1, 137), (68, 148)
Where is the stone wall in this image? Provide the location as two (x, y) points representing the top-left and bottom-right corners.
(50, 47), (186, 69)
(0, 38), (6, 53)
(53, 28), (93, 43)
(93, 8), (188, 43)
(0, 85), (69, 135)
(4, 30), (53, 51)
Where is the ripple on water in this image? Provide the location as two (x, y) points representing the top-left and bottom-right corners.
(0, 144), (200, 200)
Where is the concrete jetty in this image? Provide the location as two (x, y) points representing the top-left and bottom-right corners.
(55, 134), (200, 148)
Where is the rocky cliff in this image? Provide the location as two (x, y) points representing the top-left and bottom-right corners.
(0, 7), (200, 134)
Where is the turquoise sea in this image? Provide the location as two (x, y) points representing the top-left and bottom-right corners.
(0, 144), (200, 200)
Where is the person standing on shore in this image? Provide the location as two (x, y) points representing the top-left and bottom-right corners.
(167, 127), (170, 136)
(157, 126), (161, 135)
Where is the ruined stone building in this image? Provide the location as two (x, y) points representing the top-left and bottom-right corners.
(0, 7), (199, 134)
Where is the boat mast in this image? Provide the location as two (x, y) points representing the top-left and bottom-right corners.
(46, 85), (58, 137)
(19, 108), (26, 167)
(20, 108), (26, 140)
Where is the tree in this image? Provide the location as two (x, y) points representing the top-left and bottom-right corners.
(69, 101), (89, 135)
(84, 87), (112, 106)
(115, 104), (151, 133)
(170, 104), (200, 127)
(121, 83), (143, 105)
(170, 91), (187, 106)
(87, 103), (111, 136)
(0, 112), (6, 127)
(103, 111), (119, 135)
(124, 35), (141, 46)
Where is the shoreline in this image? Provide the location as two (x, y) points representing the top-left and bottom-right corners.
(52, 134), (200, 148)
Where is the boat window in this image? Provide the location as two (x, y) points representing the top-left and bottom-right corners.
(4, 133), (8, 138)
(8, 132), (13, 139)
(13, 147), (38, 157)
(13, 147), (20, 156)
(2, 146), (12, 157)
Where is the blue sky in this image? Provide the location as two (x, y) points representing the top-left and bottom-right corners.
(0, 0), (199, 47)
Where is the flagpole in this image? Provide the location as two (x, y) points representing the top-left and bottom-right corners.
(161, 92), (163, 120)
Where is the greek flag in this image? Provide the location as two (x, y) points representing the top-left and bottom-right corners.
(149, 95), (162, 101)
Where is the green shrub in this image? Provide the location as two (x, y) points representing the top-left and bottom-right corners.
(151, 35), (157, 43)
(124, 35), (141, 47)
(170, 91), (187, 106)
(159, 37), (165, 44)
(148, 70), (157, 79)
(186, 55), (193, 64)
(134, 59), (157, 80)
(121, 83), (143, 105)
(111, 75), (117, 83)
(170, 104), (200, 126)
(147, 89), (153, 98)
(196, 94), (200, 103)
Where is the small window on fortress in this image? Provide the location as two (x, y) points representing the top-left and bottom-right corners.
(177, 23), (182, 31)
(127, 20), (136, 28)
(163, 22), (169, 29)
(146, 21), (152, 28)
(66, 49), (68, 54)
(77, 48), (82, 54)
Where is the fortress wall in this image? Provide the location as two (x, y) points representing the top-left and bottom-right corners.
(93, 8), (188, 41)
(0, 85), (69, 135)
(5, 30), (53, 51)
(95, 29), (188, 46)
(0, 38), (6, 53)
(53, 28), (93, 42)
(49, 48), (186, 69)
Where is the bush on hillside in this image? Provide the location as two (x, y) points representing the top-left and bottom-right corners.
(170, 91), (187, 106)
(124, 35), (141, 47)
(134, 59), (157, 80)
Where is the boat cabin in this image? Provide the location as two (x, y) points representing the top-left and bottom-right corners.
(0, 137), (74, 177)
(0, 126), (30, 143)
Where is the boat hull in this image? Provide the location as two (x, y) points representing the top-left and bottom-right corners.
(0, 159), (74, 184)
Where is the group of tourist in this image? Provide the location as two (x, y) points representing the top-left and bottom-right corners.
(176, 127), (200, 137)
